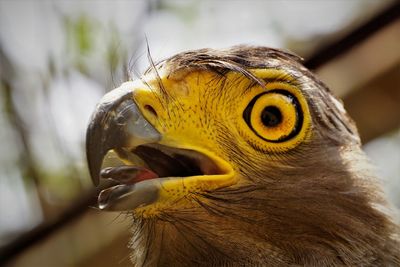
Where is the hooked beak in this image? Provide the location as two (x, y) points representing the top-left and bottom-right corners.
(86, 84), (235, 213)
(86, 85), (162, 211)
(86, 86), (161, 186)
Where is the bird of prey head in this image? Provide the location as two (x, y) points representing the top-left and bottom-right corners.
(86, 46), (399, 266)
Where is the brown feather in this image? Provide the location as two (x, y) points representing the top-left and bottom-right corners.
(128, 46), (400, 266)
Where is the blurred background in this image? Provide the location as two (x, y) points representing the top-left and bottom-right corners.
(0, 0), (399, 266)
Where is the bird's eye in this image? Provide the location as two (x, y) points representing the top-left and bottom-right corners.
(261, 106), (282, 127)
(243, 90), (303, 142)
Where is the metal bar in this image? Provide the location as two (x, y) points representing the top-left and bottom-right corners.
(305, 1), (400, 69)
(0, 188), (99, 264)
(1, 1), (399, 264)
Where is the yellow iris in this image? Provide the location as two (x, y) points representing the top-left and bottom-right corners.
(249, 92), (299, 142)
(238, 77), (311, 153)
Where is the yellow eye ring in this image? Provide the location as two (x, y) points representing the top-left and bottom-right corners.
(243, 90), (303, 142)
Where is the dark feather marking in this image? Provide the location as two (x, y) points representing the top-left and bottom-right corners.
(126, 46), (400, 266)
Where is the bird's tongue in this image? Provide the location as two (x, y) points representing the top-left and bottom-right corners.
(100, 166), (159, 184)
(97, 166), (160, 210)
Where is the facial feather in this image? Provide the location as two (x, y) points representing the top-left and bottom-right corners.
(89, 46), (399, 266)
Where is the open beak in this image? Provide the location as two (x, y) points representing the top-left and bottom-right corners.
(86, 85), (162, 210)
(86, 84), (235, 212)
(86, 86), (161, 185)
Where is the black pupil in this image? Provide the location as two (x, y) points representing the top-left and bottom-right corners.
(261, 106), (282, 127)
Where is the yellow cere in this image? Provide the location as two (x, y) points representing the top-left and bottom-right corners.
(121, 67), (312, 215)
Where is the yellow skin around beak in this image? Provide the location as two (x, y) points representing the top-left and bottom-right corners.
(87, 47), (400, 266)
(114, 67), (311, 217)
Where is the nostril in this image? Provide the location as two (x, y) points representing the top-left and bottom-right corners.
(144, 104), (158, 118)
